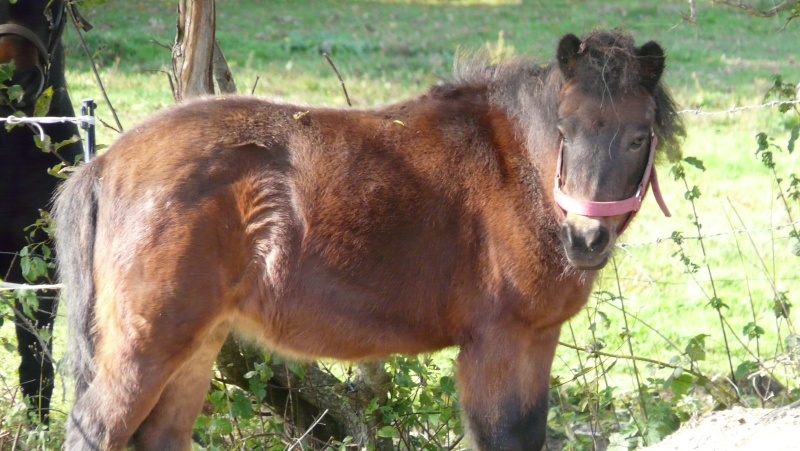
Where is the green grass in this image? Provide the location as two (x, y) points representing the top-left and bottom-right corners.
(2, 0), (799, 448)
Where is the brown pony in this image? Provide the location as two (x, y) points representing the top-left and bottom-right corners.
(54, 30), (683, 450)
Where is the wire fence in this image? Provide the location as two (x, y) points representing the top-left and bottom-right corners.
(677, 98), (800, 116)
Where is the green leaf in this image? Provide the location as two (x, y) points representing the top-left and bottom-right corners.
(683, 156), (706, 171)
(0, 61), (14, 83)
(365, 397), (381, 415)
(684, 185), (701, 201)
(742, 322), (765, 340)
(20, 255), (31, 280)
(34, 133), (53, 153)
(377, 426), (398, 438)
(54, 135), (80, 152)
(33, 86), (54, 117)
(756, 132), (769, 151)
(287, 361), (305, 378)
(6, 84), (24, 103)
(208, 390), (227, 410)
(788, 125), (798, 154)
(669, 373), (694, 398)
(255, 361), (273, 380)
(209, 417), (233, 436)
(48, 163), (69, 179)
(708, 296), (728, 310)
(230, 389), (254, 419)
(735, 360), (759, 381)
(684, 334), (709, 362)
(773, 292), (792, 319)
(670, 163), (685, 181)
(248, 378), (266, 401)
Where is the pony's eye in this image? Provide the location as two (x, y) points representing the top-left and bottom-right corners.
(630, 137), (646, 150)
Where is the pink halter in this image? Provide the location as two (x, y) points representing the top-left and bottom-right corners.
(553, 133), (671, 232)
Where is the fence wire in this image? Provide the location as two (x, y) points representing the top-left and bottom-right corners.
(0, 115), (95, 143)
(677, 99), (800, 116)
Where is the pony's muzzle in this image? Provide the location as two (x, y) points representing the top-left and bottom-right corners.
(560, 215), (615, 270)
(0, 35), (46, 107)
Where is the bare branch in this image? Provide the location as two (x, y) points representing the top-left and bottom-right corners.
(67, 4), (124, 132)
(286, 409), (329, 451)
(713, 0), (799, 18)
(323, 53), (352, 107)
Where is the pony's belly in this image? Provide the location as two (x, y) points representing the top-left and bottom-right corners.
(235, 289), (456, 361)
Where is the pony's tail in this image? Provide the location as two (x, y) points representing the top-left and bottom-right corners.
(53, 162), (101, 400)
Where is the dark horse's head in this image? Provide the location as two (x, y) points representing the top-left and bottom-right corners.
(552, 31), (683, 270)
(0, 0), (67, 110)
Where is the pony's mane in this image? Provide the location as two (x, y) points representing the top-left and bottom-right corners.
(435, 30), (685, 162)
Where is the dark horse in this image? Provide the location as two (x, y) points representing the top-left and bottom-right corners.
(1, 0), (82, 423)
(54, 30), (684, 450)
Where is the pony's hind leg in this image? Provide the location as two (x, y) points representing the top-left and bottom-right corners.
(132, 322), (230, 450)
(66, 276), (234, 450)
(66, 333), (188, 450)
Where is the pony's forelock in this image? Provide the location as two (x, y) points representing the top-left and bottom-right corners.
(439, 30), (685, 162)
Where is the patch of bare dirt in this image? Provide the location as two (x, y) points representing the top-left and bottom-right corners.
(642, 402), (800, 451)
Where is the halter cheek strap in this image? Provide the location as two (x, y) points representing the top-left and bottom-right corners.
(553, 133), (671, 233)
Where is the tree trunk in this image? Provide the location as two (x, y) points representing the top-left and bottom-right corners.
(216, 338), (391, 448)
(173, 0), (215, 100)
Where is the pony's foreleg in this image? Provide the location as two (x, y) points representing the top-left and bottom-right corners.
(457, 324), (561, 451)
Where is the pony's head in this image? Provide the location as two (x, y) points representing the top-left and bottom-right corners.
(553, 31), (682, 270)
(0, 0), (66, 109)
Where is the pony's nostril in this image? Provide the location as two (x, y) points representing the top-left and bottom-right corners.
(586, 226), (609, 252)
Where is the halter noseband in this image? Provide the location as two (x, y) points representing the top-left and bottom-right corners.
(553, 132), (671, 233)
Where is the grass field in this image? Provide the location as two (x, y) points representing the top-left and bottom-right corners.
(2, 0), (799, 448)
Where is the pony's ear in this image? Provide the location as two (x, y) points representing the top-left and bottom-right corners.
(636, 41), (665, 92)
(556, 33), (582, 79)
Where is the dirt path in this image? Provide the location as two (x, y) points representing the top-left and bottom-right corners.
(642, 403), (800, 451)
